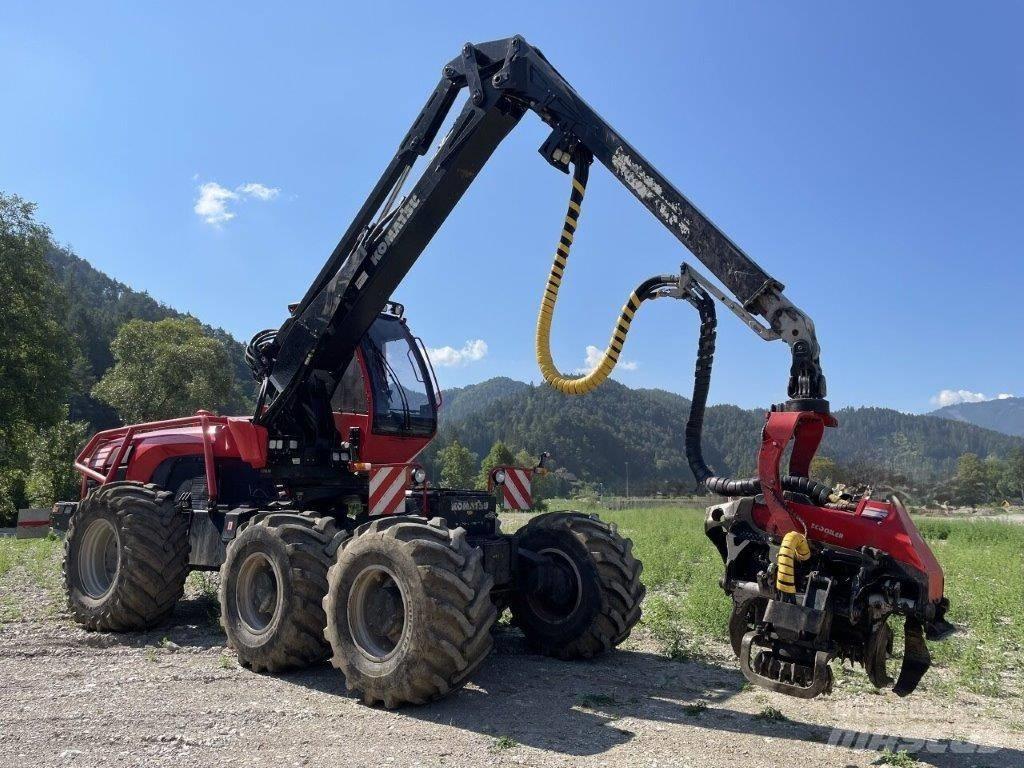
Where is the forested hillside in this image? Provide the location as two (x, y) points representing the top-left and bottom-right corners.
(440, 377), (531, 421)
(429, 377), (1024, 499)
(45, 247), (254, 429)
(930, 396), (1024, 438)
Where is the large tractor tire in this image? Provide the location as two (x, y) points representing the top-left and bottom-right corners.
(510, 512), (644, 659)
(64, 482), (190, 631)
(220, 513), (344, 673)
(323, 517), (497, 708)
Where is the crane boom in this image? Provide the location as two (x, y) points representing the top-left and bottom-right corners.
(255, 36), (826, 438)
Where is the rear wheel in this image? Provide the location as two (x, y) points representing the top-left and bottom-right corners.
(220, 513), (344, 673)
(64, 482), (190, 631)
(324, 517), (497, 708)
(510, 512), (644, 659)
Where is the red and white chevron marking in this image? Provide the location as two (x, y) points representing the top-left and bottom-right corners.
(369, 465), (411, 517)
(499, 468), (533, 510)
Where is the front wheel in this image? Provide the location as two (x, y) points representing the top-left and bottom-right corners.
(510, 512), (644, 659)
(64, 482), (190, 631)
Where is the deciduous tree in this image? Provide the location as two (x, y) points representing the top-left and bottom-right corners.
(437, 440), (477, 489)
(0, 193), (72, 462)
(92, 317), (233, 423)
(25, 409), (89, 507)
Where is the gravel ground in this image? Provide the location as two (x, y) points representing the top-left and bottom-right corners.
(1, 557), (1022, 768)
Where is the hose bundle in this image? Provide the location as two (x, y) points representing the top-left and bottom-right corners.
(245, 328), (278, 381)
(682, 286), (832, 506)
(535, 157), (671, 395)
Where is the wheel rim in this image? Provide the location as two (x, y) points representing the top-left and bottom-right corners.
(236, 552), (282, 634)
(527, 547), (583, 623)
(78, 518), (120, 599)
(348, 565), (408, 661)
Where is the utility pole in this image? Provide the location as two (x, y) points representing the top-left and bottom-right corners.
(625, 461), (629, 499)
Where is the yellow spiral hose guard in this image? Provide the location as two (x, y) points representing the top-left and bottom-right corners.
(776, 530), (811, 594)
(535, 160), (647, 395)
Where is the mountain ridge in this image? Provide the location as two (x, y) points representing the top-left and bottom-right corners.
(930, 397), (1024, 438)
(430, 376), (1024, 496)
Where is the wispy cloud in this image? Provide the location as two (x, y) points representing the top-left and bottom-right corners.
(930, 389), (1015, 407)
(427, 339), (488, 367)
(236, 182), (279, 201)
(584, 345), (637, 373)
(194, 180), (281, 226)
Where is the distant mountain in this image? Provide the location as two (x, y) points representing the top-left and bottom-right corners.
(428, 377), (1024, 496)
(930, 397), (1024, 438)
(440, 377), (531, 422)
(44, 246), (255, 428)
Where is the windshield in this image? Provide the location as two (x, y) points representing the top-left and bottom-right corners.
(361, 315), (437, 437)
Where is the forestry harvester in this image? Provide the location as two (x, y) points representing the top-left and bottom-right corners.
(62, 37), (952, 706)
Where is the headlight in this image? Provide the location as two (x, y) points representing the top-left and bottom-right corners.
(493, 469), (507, 485)
(412, 467), (427, 485)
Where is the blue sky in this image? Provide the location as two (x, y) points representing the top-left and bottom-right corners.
(3, 2), (1021, 413)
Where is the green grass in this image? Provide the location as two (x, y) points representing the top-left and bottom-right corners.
(490, 735), (518, 751)
(598, 507), (731, 658)
(877, 748), (917, 767)
(913, 518), (1024, 696)
(0, 537), (63, 621)
(754, 705), (786, 722)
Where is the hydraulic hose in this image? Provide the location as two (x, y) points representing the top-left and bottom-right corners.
(775, 530), (811, 594)
(535, 158), (671, 395)
(682, 287), (833, 506)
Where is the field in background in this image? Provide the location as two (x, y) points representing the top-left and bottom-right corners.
(2, 506), (1022, 700)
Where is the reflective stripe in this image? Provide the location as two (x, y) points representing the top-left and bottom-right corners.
(500, 468), (533, 510)
(369, 466), (410, 516)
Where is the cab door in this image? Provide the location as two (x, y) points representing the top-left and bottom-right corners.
(331, 313), (438, 464)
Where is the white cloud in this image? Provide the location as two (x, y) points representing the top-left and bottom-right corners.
(584, 345), (637, 373)
(930, 389), (1016, 407)
(194, 180), (281, 226)
(236, 182), (280, 201)
(427, 339), (488, 367)
(194, 182), (238, 225)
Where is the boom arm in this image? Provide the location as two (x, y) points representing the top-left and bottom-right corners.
(254, 36), (827, 438)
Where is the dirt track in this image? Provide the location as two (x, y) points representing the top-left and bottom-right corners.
(2, 570), (1022, 768)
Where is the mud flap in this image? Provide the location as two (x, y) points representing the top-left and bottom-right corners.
(893, 617), (930, 697)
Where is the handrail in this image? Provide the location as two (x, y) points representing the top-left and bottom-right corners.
(74, 412), (226, 503)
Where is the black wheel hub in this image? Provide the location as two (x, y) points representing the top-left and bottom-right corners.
(523, 548), (582, 623)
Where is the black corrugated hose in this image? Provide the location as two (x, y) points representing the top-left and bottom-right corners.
(682, 285), (832, 506)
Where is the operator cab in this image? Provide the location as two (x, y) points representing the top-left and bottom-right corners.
(331, 307), (438, 462)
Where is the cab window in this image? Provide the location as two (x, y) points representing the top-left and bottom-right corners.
(361, 315), (437, 437)
(330, 355), (368, 414)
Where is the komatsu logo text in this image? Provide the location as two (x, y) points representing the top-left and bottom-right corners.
(372, 194), (421, 263)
